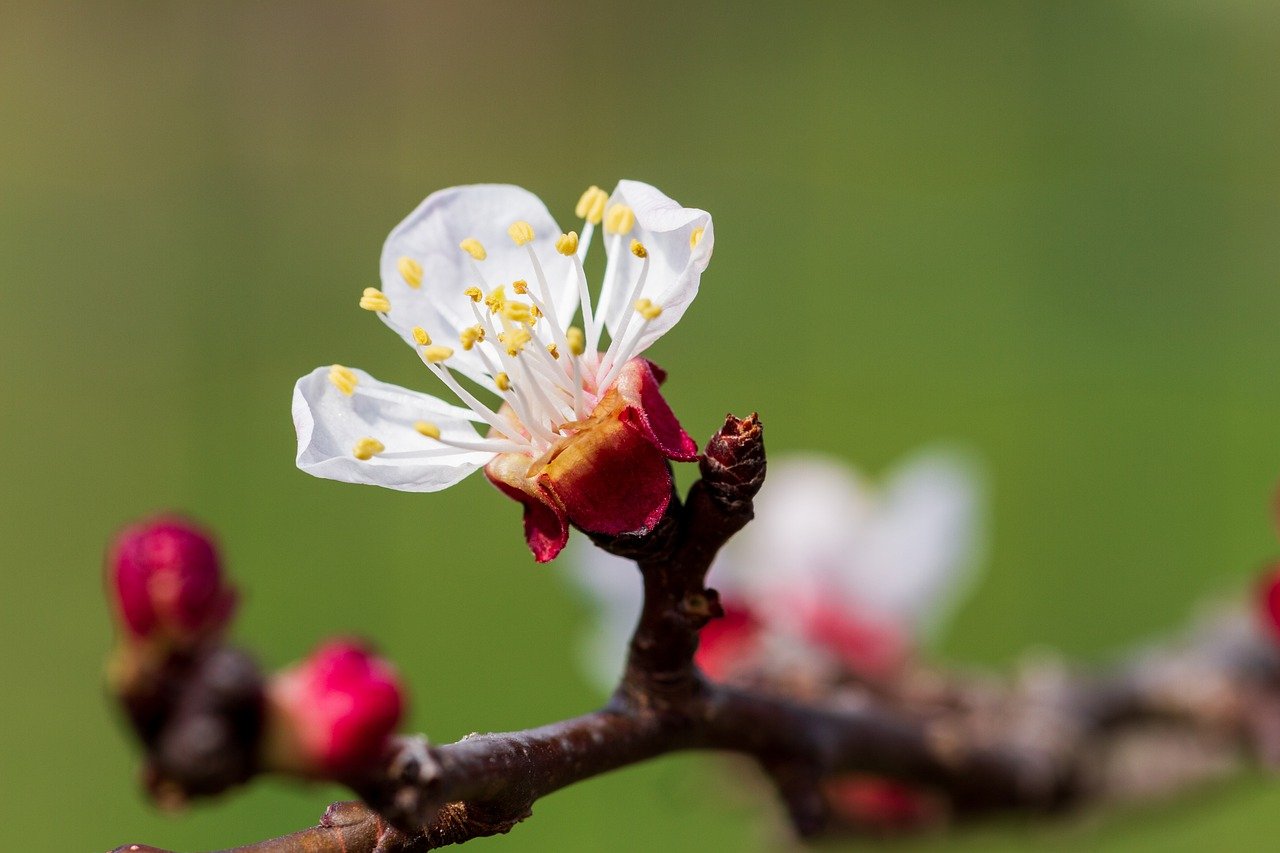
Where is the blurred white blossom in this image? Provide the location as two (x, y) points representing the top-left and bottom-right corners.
(564, 450), (985, 690)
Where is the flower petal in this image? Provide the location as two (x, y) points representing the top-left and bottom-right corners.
(540, 415), (674, 537)
(380, 184), (579, 386)
(597, 180), (712, 357)
(614, 358), (698, 461)
(485, 452), (569, 562)
(293, 366), (491, 492)
(853, 451), (983, 638)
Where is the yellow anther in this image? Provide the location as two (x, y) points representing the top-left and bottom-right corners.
(464, 286), (483, 302)
(604, 203), (635, 235)
(555, 231), (579, 256)
(397, 256), (423, 289)
(498, 328), (531, 356)
(546, 342), (560, 360)
(494, 372), (511, 392)
(635, 298), (663, 320)
(507, 221), (535, 246)
(630, 239), (648, 259)
(459, 237), (487, 261)
(352, 437), (385, 461)
(512, 279), (529, 295)
(501, 302), (534, 324)
(359, 287), (391, 312)
(484, 285), (506, 315)
(328, 364), (358, 396)
(459, 325), (486, 351)
(422, 345), (454, 363)
(576, 186), (608, 224)
(566, 326), (586, 356)
(411, 326), (432, 346)
(530, 304), (543, 318)
(690, 227), (705, 249)
(414, 421), (441, 439)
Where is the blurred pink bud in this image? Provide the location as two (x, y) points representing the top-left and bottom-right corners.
(1258, 564), (1280, 642)
(107, 516), (236, 646)
(824, 775), (940, 831)
(695, 602), (763, 680)
(799, 597), (910, 681)
(266, 640), (405, 777)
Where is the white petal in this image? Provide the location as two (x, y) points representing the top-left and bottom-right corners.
(292, 366), (492, 492)
(713, 455), (875, 636)
(711, 451), (983, 642)
(561, 537), (643, 693)
(379, 184), (579, 386)
(598, 180), (712, 356)
(852, 450), (984, 638)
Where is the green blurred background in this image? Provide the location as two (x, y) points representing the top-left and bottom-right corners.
(3, 1), (1279, 850)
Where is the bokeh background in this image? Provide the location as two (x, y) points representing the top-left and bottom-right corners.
(3, 1), (1279, 850)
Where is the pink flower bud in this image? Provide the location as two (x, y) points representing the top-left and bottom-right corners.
(695, 602), (763, 680)
(107, 516), (236, 646)
(265, 640), (405, 777)
(1258, 564), (1280, 641)
(824, 775), (940, 831)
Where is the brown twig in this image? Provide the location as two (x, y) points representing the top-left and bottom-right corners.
(109, 413), (1280, 852)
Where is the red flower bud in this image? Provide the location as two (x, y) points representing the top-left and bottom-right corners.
(1258, 564), (1280, 642)
(265, 640), (405, 777)
(800, 599), (910, 681)
(824, 775), (940, 831)
(695, 602), (763, 680)
(106, 516), (236, 646)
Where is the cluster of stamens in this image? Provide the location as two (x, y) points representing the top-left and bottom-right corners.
(340, 187), (672, 463)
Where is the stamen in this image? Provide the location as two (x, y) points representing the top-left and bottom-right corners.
(604, 204), (635, 235)
(412, 326), (432, 346)
(459, 325), (486, 351)
(599, 302), (662, 392)
(521, 244), (572, 359)
(570, 250), (597, 349)
(546, 342), (559, 360)
(484, 285), (506, 315)
(380, 438), (526, 458)
(422, 345), (454, 363)
(329, 364), (358, 396)
(414, 421), (442, 439)
(464, 286), (483, 302)
(588, 233), (625, 353)
(690, 227), (705, 249)
(598, 251), (650, 380)
(555, 231), (579, 255)
(353, 437), (385, 461)
(398, 256), (424, 289)
(635, 298), (663, 320)
(566, 326), (586, 356)
(507, 221), (535, 246)
(495, 372), (511, 392)
(459, 238), (487, 261)
(498, 328), (532, 356)
(630, 239), (647, 258)
(359, 287), (391, 313)
(422, 359), (525, 445)
(501, 302), (535, 325)
(576, 186), (607, 224)
(512, 279), (529, 294)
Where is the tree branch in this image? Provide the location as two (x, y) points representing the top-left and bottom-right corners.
(110, 413), (1280, 852)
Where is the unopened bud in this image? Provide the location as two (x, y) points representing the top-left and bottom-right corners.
(1258, 564), (1280, 642)
(106, 517), (236, 648)
(264, 640), (405, 777)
